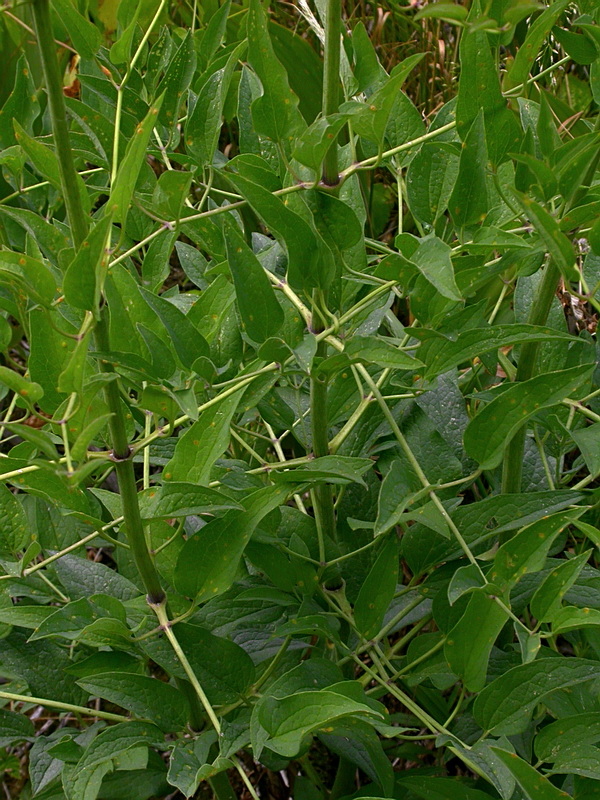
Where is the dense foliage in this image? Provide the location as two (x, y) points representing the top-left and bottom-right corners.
(0, 0), (599, 797)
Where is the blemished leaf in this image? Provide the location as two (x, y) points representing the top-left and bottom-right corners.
(535, 713), (600, 763)
(444, 591), (509, 692)
(163, 390), (243, 485)
(490, 509), (585, 591)
(156, 31), (196, 129)
(292, 114), (349, 173)
(505, 0), (571, 90)
(77, 672), (190, 732)
(0, 55), (40, 149)
(550, 605), (600, 635)
(167, 733), (216, 797)
(174, 485), (288, 600)
(0, 251), (57, 307)
(224, 216), (284, 342)
(108, 93), (165, 224)
(490, 748), (571, 799)
(247, 0), (305, 146)
(464, 364), (595, 469)
(0, 366), (44, 405)
(474, 658), (600, 735)
(530, 550), (591, 622)
(354, 535), (399, 639)
(259, 686), (384, 757)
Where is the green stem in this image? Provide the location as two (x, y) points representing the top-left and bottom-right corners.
(321, 0), (341, 184)
(0, 689), (128, 722)
(311, 298), (337, 546)
(501, 261), (560, 494)
(32, 0), (165, 605)
(31, 0), (89, 247)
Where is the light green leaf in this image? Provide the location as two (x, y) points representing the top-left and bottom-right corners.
(551, 605), (600, 635)
(259, 686), (383, 757)
(0, 251), (57, 307)
(464, 364), (595, 469)
(412, 235), (462, 300)
(0, 366), (44, 406)
(354, 535), (399, 640)
(474, 658), (600, 735)
(77, 672), (189, 732)
(167, 733), (216, 797)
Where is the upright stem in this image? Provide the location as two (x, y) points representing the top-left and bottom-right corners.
(501, 261), (560, 494)
(322, 0), (341, 185)
(32, 0), (164, 605)
(31, 0), (88, 248)
(311, 295), (337, 545)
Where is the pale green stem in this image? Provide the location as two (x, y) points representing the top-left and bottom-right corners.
(0, 689), (129, 722)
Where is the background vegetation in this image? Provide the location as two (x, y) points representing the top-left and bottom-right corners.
(0, 0), (599, 798)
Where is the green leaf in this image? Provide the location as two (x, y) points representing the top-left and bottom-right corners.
(354, 535), (399, 640)
(530, 550), (591, 622)
(163, 391), (243, 485)
(174, 485), (288, 600)
(0, 251), (57, 307)
(247, 0), (304, 146)
(444, 591), (509, 691)
(109, 1), (142, 65)
(550, 605), (600, 635)
(28, 309), (77, 412)
(156, 31), (196, 128)
(340, 54), (424, 148)
(505, 0), (571, 89)
(292, 114), (349, 173)
(415, 3), (469, 23)
(0, 55), (40, 149)
(1, 422), (59, 460)
(139, 482), (242, 519)
(535, 712), (600, 763)
(271, 456), (373, 486)
(77, 672), (189, 732)
(318, 718), (394, 794)
(490, 748), (571, 799)
(0, 484), (29, 557)
(141, 623), (255, 705)
(186, 41), (245, 166)
(63, 214), (113, 312)
(406, 142), (460, 226)
(456, 1), (521, 164)
(0, 708), (35, 747)
(464, 364), (595, 469)
(139, 287), (209, 370)
(490, 509), (585, 591)
(259, 686), (383, 757)
(474, 658), (600, 735)
(108, 94), (165, 224)
(65, 722), (164, 800)
(571, 422), (600, 478)
(224, 217), (284, 342)
(224, 171), (325, 290)
(412, 235), (462, 300)
(417, 323), (576, 379)
(343, 335), (424, 370)
(167, 733), (216, 797)
(0, 366), (44, 405)
(396, 775), (497, 799)
(52, 0), (102, 59)
(449, 110), (489, 228)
